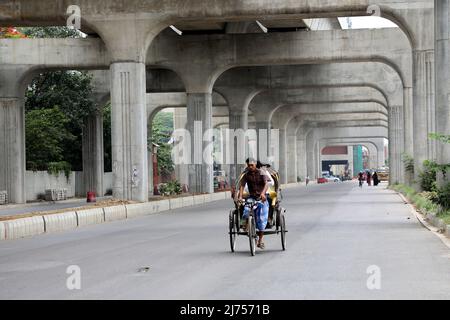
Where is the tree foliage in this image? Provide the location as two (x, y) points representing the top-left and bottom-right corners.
(419, 160), (438, 192)
(429, 133), (450, 144)
(402, 153), (415, 175)
(21, 27), (96, 172)
(17, 26), (82, 38)
(151, 112), (175, 177)
(26, 107), (76, 171)
(25, 70), (96, 171)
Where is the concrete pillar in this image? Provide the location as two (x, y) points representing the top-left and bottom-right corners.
(186, 93), (213, 194)
(82, 109), (104, 197)
(173, 108), (189, 189)
(0, 67), (30, 204)
(435, 0), (450, 184)
(389, 105), (404, 184)
(287, 134), (297, 183)
(377, 143), (386, 168)
(110, 62), (148, 202)
(403, 87), (414, 158)
(255, 120), (269, 162)
(0, 98), (25, 204)
(278, 128), (288, 184)
(413, 50), (435, 185)
(306, 137), (315, 180)
(315, 141), (321, 179)
(229, 109), (247, 186)
(296, 137), (307, 181)
(367, 144), (378, 170)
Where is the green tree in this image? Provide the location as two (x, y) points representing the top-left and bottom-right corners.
(151, 112), (175, 177)
(25, 71), (96, 171)
(18, 26), (82, 38)
(22, 26), (96, 172)
(26, 107), (76, 170)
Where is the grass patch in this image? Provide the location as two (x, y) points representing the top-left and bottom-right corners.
(390, 184), (439, 215)
(437, 211), (450, 225)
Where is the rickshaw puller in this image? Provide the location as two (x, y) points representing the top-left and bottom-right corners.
(238, 158), (270, 249)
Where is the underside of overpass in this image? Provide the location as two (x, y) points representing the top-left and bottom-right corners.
(0, 0), (447, 203)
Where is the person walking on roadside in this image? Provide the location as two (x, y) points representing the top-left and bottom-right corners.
(367, 171), (372, 186)
(373, 172), (380, 186)
(358, 172), (364, 188)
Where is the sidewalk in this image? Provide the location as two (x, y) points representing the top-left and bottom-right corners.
(0, 197), (112, 217)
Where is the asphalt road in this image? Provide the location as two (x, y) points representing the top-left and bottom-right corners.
(1, 182), (449, 300)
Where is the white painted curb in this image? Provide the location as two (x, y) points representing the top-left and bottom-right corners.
(76, 208), (105, 226)
(104, 205), (127, 222)
(151, 200), (170, 213)
(0, 221), (5, 240)
(125, 203), (154, 218)
(169, 198), (183, 210)
(4, 216), (45, 240)
(43, 212), (78, 233)
(193, 195), (205, 205)
(0, 191), (243, 241)
(182, 196), (194, 207)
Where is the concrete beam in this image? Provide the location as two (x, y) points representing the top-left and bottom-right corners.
(148, 28), (412, 91)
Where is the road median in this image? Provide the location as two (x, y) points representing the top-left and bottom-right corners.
(0, 191), (233, 241)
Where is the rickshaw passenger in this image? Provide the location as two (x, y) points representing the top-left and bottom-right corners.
(243, 159), (275, 205)
(238, 158), (270, 249)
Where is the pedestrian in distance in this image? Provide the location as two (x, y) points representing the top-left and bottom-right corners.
(373, 172), (380, 186)
(358, 172), (364, 188)
(367, 171), (372, 186)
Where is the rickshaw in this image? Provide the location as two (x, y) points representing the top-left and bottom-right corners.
(229, 166), (287, 256)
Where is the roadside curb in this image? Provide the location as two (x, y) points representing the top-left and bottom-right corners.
(0, 191), (233, 241)
(396, 191), (450, 249)
(0, 183), (309, 242)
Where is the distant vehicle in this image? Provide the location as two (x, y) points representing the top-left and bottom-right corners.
(322, 171), (330, 177)
(214, 170), (226, 180)
(317, 177), (328, 184)
(377, 168), (390, 182)
(329, 164), (348, 178)
(325, 175), (341, 183)
(341, 176), (352, 181)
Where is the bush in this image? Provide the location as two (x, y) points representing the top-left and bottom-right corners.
(435, 183), (450, 210)
(402, 154), (414, 175)
(167, 181), (182, 195)
(419, 160), (438, 192)
(158, 181), (182, 196)
(47, 161), (72, 180)
(392, 184), (438, 214)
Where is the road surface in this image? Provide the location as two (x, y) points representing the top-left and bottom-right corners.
(1, 182), (449, 299)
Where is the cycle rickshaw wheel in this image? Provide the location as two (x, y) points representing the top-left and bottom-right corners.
(280, 211), (287, 251)
(248, 215), (256, 256)
(229, 210), (237, 252)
